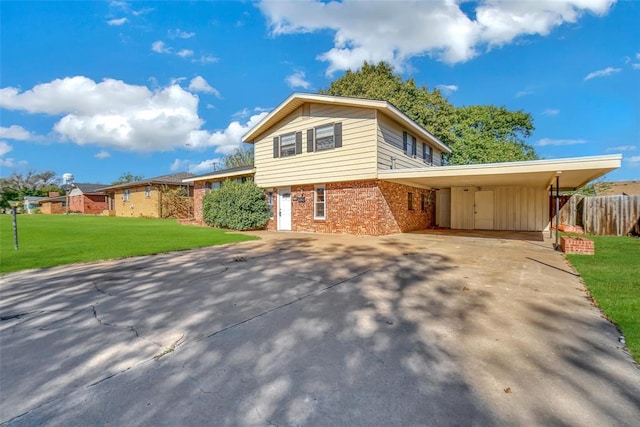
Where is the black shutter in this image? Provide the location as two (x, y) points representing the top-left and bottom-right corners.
(295, 131), (302, 154)
(334, 122), (342, 148)
(422, 143), (427, 161)
(428, 146), (433, 163)
(273, 137), (279, 158)
(411, 137), (417, 157)
(307, 129), (314, 152)
(403, 131), (408, 153)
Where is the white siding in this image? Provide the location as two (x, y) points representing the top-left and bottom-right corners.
(253, 103), (377, 187)
(376, 113), (444, 170)
(451, 187), (476, 229)
(450, 186), (548, 231)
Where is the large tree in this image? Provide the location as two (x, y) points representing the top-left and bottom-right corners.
(221, 146), (254, 169)
(0, 170), (61, 208)
(322, 61), (537, 165)
(112, 172), (144, 185)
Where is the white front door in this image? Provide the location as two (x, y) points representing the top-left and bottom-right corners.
(278, 187), (292, 231)
(474, 190), (494, 230)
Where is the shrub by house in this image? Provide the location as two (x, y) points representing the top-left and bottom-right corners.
(202, 180), (271, 230)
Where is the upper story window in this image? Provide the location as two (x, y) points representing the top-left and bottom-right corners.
(145, 185), (151, 197)
(273, 132), (302, 158)
(403, 132), (417, 157)
(280, 133), (296, 157)
(422, 143), (433, 164)
(307, 122), (342, 153)
(315, 124), (335, 151)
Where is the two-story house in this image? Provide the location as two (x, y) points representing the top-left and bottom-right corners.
(186, 93), (621, 235)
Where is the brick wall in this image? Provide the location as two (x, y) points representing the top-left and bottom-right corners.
(193, 183), (206, 222)
(191, 178), (434, 235)
(378, 181), (435, 233)
(268, 179), (433, 235)
(560, 236), (595, 255)
(113, 186), (161, 218)
(41, 201), (64, 214)
(83, 195), (106, 214)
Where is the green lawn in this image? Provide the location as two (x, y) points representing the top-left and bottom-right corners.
(565, 235), (640, 363)
(0, 215), (257, 273)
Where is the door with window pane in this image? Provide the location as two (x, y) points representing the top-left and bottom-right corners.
(278, 187), (292, 231)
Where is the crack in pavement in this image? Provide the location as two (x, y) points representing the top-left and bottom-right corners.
(197, 267), (375, 342)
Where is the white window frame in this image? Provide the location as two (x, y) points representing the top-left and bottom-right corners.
(280, 133), (296, 157)
(314, 185), (326, 220)
(266, 189), (274, 219)
(123, 189), (130, 202)
(315, 124), (335, 151)
(145, 185), (151, 197)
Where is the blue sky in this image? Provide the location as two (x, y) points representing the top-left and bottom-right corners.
(1, 0), (638, 185)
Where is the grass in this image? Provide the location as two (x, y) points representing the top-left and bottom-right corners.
(565, 235), (640, 363)
(0, 215), (257, 274)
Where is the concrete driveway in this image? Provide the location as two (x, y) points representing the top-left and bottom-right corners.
(1, 231), (639, 426)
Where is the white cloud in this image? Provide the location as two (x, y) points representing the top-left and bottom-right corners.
(0, 141), (27, 168)
(192, 55), (219, 64)
(0, 141), (12, 156)
(584, 66), (621, 81)
(203, 112), (268, 155)
(151, 40), (171, 54)
(0, 76), (265, 154)
(632, 64), (640, 70)
(536, 138), (587, 146)
(171, 158), (220, 174)
(169, 29), (195, 39)
(259, 0), (615, 73)
(435, 84), (458, 94)
(107, 17), (128, 26)
(606, 145), (636, 152)
(285, 71), (311, 89)
(515, 88), (535, 98)
(95, 150), (111, 159)
(188, 76), (221, 98)
(177, 49), (194, 58)
(132, 7), (153, 16)
(542, 108), (560, 116)
(0, 125), (37, 140)
(626, 156), (640, 166)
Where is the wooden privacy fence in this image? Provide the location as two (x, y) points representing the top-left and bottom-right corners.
(554, 194), (640, 236)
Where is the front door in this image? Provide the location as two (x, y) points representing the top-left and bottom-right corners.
(278, 187), (292, 231)
(474, 190), (494, 230)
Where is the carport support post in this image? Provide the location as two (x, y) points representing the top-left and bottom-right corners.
(549, 186), (553, 239)
(555, 175), (560, 250)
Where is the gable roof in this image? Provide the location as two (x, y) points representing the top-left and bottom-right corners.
(99, 172), (196, 191)
(242, 93), (452, 153)
(182, 165), (256, 183)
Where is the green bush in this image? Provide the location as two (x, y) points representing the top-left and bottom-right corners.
(202, 180), (271, 230)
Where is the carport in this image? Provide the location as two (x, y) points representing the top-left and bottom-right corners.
(379, 154), (622, 231)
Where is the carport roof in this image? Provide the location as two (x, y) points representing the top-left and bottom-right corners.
(378, 154), (622, 190)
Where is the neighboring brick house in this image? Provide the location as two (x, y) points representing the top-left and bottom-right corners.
(68, 183), (107, 214)
(39, 194), (66, 214)
(99, 173), (195, 218)
(186, 93), (621, 236)
(184, 166), (256, 224)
